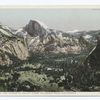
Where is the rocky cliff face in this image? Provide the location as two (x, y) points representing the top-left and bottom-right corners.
(0, 20), (100, 91)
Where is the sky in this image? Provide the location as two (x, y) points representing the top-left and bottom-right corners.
(0, 8), (100, 32)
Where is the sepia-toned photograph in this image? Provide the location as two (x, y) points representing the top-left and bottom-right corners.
(0, 6), (100, 94)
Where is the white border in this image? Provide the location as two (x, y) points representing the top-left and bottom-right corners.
(0, 0), (100, 5)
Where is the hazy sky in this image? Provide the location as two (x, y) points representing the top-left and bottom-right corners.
(0, 8), (100, 32)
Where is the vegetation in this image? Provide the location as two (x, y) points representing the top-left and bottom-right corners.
(0, 25), (100, 92)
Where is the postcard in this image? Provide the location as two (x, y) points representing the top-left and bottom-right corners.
(0, 5), (100, 96)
